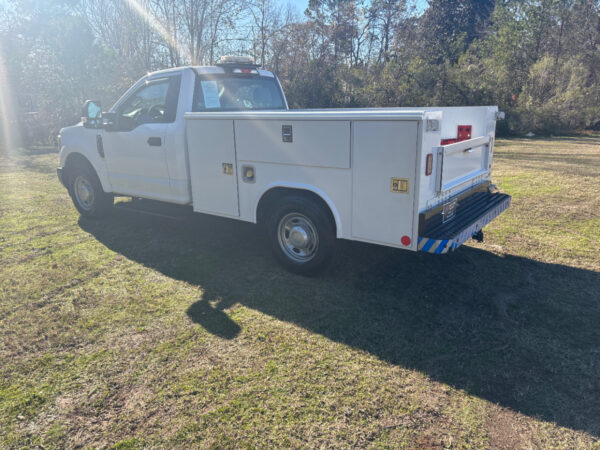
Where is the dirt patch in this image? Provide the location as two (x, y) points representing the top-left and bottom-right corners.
(486, 406), (528, 449)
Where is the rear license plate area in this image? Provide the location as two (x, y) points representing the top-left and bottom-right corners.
(442, 198), (458, 223)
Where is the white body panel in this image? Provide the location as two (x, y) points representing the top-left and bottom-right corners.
(187, 119), (239, 217)
(164, 68), (196, 203)
(184, 110), (430, 249)
(237, 165), (351, 237)
(351, 120), (418, 247)
(58, 124), (112, 192)
(235, 120), (350, 169)
(101, 123), (171, 198)
(399, 106), (498, 212)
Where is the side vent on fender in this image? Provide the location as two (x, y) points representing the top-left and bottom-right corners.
(96, 135), (105, 158)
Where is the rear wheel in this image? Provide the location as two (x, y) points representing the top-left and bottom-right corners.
(266, 196), (335, 276)
(68, 163), (113, 218)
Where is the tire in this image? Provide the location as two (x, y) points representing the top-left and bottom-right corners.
(67, 162), (113, 218)
(266, 195), (335, 276)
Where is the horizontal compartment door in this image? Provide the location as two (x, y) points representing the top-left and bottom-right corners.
(235, 120), (350, 169)
(437, 136), (491, 193)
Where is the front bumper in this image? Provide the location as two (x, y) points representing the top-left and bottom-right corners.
(418, 191), (511, 254)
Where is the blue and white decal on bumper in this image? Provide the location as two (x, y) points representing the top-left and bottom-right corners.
(418, 195), (511, 254)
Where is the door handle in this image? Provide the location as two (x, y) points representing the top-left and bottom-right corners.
(147, 137), (162, 146)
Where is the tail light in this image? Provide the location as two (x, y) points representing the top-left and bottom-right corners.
(425, 153), (433, 176)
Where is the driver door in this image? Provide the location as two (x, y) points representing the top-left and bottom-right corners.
(102, 76), (180, 198)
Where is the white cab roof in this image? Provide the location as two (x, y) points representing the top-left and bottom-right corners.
(147, 66), (275, 78)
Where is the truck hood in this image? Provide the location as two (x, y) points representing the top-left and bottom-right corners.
(59, 121), (84, 138)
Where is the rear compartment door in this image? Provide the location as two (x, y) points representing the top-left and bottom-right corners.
(351, 120), (418, 247)
(436, 136), (491, 193)
(186, 119), (240, 217)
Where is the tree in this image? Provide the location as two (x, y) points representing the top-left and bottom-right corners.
(418, 0), (495, 64)
(1, 0), (599, 143)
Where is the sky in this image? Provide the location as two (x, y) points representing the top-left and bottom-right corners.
(285, 0), (428, 15)
(0, 0), (428, 19)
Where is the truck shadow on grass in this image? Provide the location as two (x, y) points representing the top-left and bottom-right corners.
(79, 206), (600, 437)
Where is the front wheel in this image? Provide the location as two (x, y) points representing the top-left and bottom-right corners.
(266, 196), (335, 276)
(68, 164), (113, 218)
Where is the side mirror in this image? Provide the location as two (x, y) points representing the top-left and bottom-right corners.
(103, 113), (136, 132)
(82, 100), (102, 129)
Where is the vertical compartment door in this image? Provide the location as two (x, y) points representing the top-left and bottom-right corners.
(351, 121), (418, 246)
(186, 119), (240, 217)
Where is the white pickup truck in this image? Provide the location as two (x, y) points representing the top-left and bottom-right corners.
(57, 56), (510, 275)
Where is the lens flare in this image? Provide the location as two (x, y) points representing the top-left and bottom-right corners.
(0, 38), (21, 156)
(122, 0), (187, 64)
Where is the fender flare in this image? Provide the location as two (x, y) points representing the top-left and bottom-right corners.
(254, 182), (343, 238)
(62, 150), (112, 193)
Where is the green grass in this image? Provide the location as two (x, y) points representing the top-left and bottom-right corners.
(0, 138), (599, 448)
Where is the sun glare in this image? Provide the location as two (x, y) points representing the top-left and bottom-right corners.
(0, 39), (20, 156)
(123, 0), (188, 63)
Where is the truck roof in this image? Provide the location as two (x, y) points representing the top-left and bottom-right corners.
(147, 66), (275, 78)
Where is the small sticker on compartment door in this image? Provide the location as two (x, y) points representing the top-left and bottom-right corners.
(390, 178), (409, 193)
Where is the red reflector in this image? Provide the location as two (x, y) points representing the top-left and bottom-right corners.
(457, 125), (472, 141)
(425, 153), (433, 176)
(441, 125), (472, 146)
(242, 69), (251, 73)
(401, 235), (411, 246)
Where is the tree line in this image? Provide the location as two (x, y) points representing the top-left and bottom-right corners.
(0, 0), (599, 144)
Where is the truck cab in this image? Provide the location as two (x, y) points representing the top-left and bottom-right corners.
(59, 57), (287, 204)
(57, 56), (510, 275)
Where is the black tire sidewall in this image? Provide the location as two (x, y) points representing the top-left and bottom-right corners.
(68, 164), (111, 218)
(266, 196), (335, 276)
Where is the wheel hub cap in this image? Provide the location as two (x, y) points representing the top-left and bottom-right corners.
(79, 184), (91, 202)
(289, 226), (310, 249)
(277, 213), (319, 262)
(74, 175), (94, 210)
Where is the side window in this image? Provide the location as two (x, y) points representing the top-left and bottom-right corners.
(118, 76), (181, 125)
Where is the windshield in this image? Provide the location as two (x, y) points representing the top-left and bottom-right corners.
(192, 75), (286, 112)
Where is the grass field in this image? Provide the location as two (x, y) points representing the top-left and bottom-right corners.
(1, 136), (599, 448)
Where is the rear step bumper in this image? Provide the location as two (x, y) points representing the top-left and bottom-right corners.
(418, 192), (511, 254)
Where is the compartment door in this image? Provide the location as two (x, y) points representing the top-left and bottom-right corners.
(186, 119), (239, 217)
(436, 136), (491, 193)
(352, 121), (418, 246)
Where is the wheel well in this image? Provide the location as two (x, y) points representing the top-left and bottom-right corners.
(64, 152), (94, 171)
(63, 153), (97, 184)
(256, 187), (337, 233)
